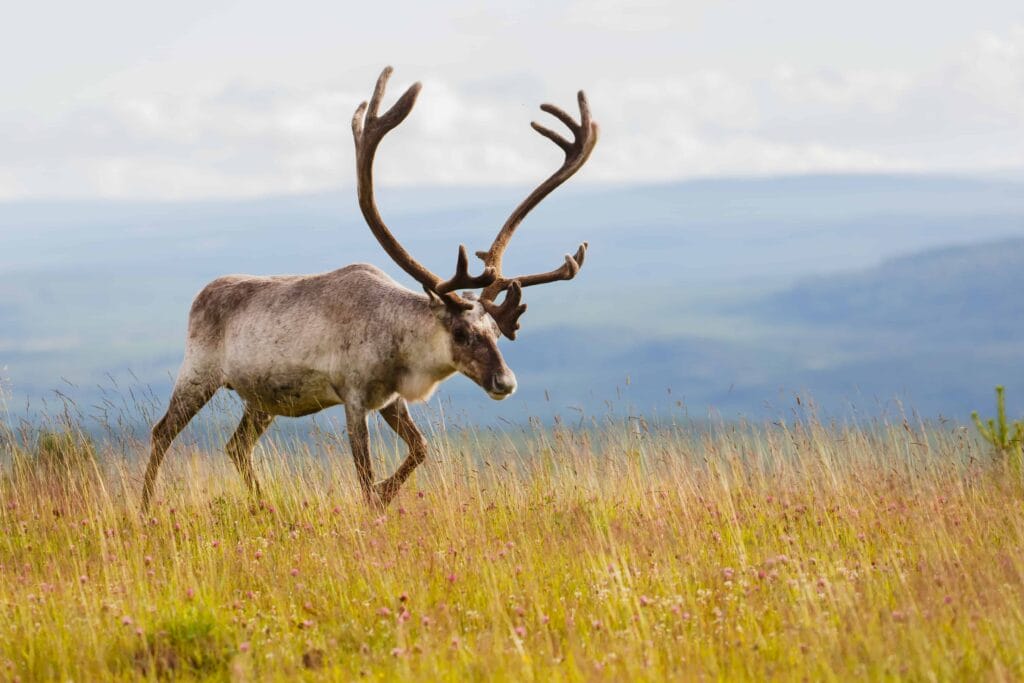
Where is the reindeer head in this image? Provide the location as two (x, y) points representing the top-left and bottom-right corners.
(422, 290), (514, 399)
(351, 67), (598, 400)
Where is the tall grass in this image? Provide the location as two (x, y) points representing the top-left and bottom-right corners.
(1, 400), (1023, 680)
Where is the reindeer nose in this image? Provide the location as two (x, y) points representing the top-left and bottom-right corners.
(489, 371), (517, 399)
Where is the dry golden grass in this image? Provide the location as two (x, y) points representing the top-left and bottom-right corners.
(1, 410), (1023, 681)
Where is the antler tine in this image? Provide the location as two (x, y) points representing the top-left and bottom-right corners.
(435, 245), (496, 295)
(512, 242), (587, 289)
(539, 103), (581, 134)
(478, 90), (598, 303)
(480, 281), (527, 340)
(478, 242), (586, 341)
(352, 67), (493, 310)
(351, 67), (421, 145)
(577, 89), (592, 132)
(531, 118), (573, 153)
(366, 65), (391, 119)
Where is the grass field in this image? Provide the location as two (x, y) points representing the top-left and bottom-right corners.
(2, 408), (1023, 681)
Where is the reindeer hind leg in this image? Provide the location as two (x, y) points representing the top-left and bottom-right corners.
(225, 404), (273, 499)
(140, 369), (218, 512)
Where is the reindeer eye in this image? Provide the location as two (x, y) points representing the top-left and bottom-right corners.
(452, 328), (470, 345)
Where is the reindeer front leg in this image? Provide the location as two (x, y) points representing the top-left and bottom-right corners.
(375, 399), (428, 507)
(345, 404), (383, 510)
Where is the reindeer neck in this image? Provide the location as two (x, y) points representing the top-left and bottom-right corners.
(391, 292), (455, 376)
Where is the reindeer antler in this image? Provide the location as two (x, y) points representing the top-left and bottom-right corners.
(352, 67), (495, 310)
(480, 281), (527, 340)
(476, 91), (599, 332)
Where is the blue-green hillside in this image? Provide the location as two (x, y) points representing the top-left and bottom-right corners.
(2, 173), (1023, 424)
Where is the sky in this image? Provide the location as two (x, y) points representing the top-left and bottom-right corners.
(1, 0), (1023, 200)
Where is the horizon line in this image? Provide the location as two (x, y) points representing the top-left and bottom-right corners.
(2, 168), (1024, 208)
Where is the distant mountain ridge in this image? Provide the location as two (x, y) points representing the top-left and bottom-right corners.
(2, 173), (1024, 423)
(761, 238), (1024, 337)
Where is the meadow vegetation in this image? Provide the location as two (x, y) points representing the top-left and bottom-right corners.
(1, 401), (1023, 680)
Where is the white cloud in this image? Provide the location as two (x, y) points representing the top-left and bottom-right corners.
(563, 0), (713, 31)
(0, 23), (1023, 200)
(770, 66), (912, 112)
(948, 27), (1024, 119)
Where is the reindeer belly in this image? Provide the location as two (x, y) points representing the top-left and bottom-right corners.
(228, 367), (343, 417)
(217, 308), (351, 415)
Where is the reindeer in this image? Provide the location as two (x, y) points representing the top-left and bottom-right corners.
(139, 67), (598, 511)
